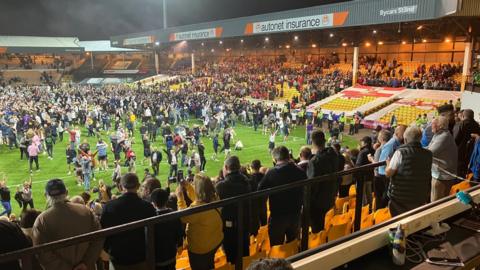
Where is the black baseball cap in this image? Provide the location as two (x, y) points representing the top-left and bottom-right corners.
(45, 179), (67, 196)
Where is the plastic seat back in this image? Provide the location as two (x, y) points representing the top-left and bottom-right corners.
(268, 240), (299, 259)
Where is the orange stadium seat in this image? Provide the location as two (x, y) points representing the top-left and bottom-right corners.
(374, 208), (392, 225)
(450, 181), (471, 195)
(268, 240), (299, 259)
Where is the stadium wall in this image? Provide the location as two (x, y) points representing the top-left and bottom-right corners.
(170, 42), (465, 64)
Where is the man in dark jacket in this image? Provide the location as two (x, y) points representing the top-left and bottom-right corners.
(259, 146), (306, 245)
(151, 188), (183, 270)
(216, 156), (251, 264)
(249, 160), (267, 235)
(101, 173), (156, 270)
(386, 126), (432, 216)
(307, 130), (339, 233)
(151, 147), (162, 176)
(454, 109), (480, 177)
(355, 136), (376, 209)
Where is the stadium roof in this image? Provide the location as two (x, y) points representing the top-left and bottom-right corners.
(0, 36), (83, 53)
(78, 40), (140, 52)
(111, 0), (463, 47)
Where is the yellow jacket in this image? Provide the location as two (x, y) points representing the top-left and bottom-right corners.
(180, 201), (224, 254)
(177, 183), (196, 210)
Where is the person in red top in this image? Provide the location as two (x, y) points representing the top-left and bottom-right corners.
(67, 128), (76, 149)
(173, 134), (183, 147)
(126, 148), (136, 173)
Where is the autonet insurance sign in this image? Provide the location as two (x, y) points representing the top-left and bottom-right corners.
(245, 11), (348, 35)
(169, 27), (223, 41)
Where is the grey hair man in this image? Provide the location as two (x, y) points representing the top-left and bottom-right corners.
(386, 126), (432, 216)
(32, 179), (103, 270)
(428, 116), (458, 201)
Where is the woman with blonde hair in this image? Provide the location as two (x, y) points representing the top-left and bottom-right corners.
(177, 174), (223, 270)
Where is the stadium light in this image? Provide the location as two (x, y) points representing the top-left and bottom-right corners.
(226, 48), (231, 52)
(286, 45), (291, 49)
(422, 39), (427, 43)
(201, 42), (204, 46)
(372, 30), (377, 34)
(154, 41), (160, 46)
(417, 25), (423, 30)
(329, 33), (334, 38)
(401, 41), (407, 45)
(294, 36), (299, 41)
(265, 37), (269, 42)
(365, 42), (371, 47)
(342, 43), (347, 47)
(240, 39), (244, 43)
(378, 41), (384, 45)
(445, 38), (451, 43)
(219, 40), (223, 45)
(211, 48), (215, 52)
(311, 44), (317, 48)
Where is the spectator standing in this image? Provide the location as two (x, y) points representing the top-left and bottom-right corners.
(469, 134), (480, 182)
(428, 117), (458, 201)
(259, 146), (306, 245)
(249, 160), (267, 234)
(306, 130), (339, 233)
(454, 109), (480, 177)
(297, 146), (312, 172)
(355, 136), (376, 208)
(0, 219), (33, 270)
(216, 156), (251, 264)
(101, 173), (156, 270)
(150, 188), (183, 270)
(386, 126), (432, 216)
(32, 179), (103, 270)
(370, 130), (392, 209)
(177, 175), (223, 270)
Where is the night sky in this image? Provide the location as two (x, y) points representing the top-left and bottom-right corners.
(0, 0), (349, 40)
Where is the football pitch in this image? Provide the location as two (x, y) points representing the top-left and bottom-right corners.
(0, 120), (359, 215)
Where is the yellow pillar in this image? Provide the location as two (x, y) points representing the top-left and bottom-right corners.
(352, 47), (359, 86)
(461, 41), (472, 92)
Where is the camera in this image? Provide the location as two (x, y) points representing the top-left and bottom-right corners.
(177, 170), (185, 183)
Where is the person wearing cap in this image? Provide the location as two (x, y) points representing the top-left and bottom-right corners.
(32, 179), (103, 270)
(151, 188), (183, 270)
(100, 173), (156, 270)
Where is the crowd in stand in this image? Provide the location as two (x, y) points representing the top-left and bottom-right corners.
(0, 58), (477, 270)
(0, 54), (68, 71)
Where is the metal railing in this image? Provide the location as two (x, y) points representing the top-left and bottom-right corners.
(0, 162), (385, 270)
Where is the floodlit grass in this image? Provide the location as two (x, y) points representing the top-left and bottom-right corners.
(0, 120), (358, 215)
